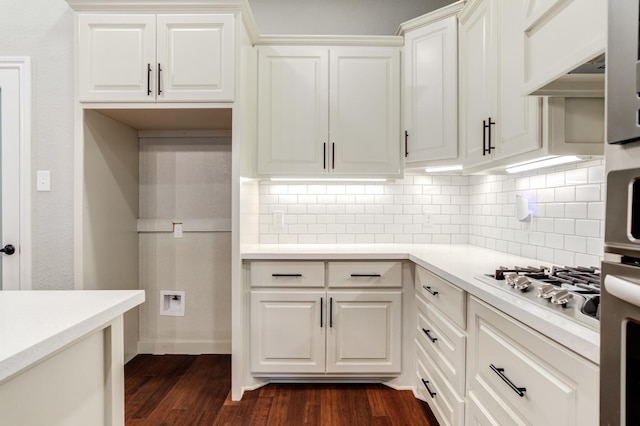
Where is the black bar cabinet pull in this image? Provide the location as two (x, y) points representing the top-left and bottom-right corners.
(323, 143), (326, 169)
(482, 119), (488, 156)
(350, 274), (382, 277)
(271, 274), (302, 277)
(422, 328), (437, 343)
(320, 297), (323, 327)
(157, 63), (162, 95)
(331, 143), (335, 169)
(487, 117), (495, 153)
(404, 130), (409, 157)
(422, 285), (439, 296)
(421, 379), (436, 398)
(147, 63), (152, 96)
(490, 364), (526, 397)
(329, 297), (333, 328)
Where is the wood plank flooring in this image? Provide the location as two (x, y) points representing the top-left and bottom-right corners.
(125, 354), (439, 426)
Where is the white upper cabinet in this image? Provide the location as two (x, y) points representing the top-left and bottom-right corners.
(329, 48), (401, 177)
(78, 14), (234, 102)
(257, 47), (329, 176)
(403, 15), (458, 165)
(459, 0), (541, 170)
(257, 45), (402, 178)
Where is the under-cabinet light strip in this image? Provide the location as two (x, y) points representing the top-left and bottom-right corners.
(424, 164), (463, 173)
(270, 178), (387, 182)
(505, 156), (581, 174)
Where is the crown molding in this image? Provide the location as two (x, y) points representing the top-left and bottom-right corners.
(64, 0), (247, 13)
(397, 0), (465, 35)
(255, 35), (404, 47)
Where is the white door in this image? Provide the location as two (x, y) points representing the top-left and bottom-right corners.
(0, 59), (30, 290)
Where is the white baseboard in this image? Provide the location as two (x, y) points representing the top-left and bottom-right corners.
(137, 339), (231, 355)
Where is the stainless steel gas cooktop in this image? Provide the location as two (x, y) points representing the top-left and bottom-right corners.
(475, 265), (600, 330)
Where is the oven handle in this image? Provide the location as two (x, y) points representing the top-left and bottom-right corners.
(605, 275), (640, 308)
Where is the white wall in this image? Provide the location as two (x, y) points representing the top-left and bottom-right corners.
(0, 0), (75, 289)
(248, 0), (456, 35)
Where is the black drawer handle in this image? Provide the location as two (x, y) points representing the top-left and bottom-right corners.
(421, 328), (437, 343)
(350, 274), (382, 277)
(320, 297), (323, 328)
(422, 285), (439, 296)
(272, 274), (302, 277)
(421, 379), (436, 398)
(329, 297), (333, 328)
(490, 364), (526, 397)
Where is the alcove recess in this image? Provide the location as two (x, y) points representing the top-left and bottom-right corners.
(82, 107), (232, 360)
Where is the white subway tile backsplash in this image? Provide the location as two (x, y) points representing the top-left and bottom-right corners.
(565, 203), (588, 219)
(575, 185), (601, 202)
(257, 160), (605, 264)
(575, 220), (601, 237)
(565, 168), (589, 185)
(555, 186), (576, 202)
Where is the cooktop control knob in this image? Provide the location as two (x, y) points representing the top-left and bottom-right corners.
(550, 289), (573, 305)
(537, 283), (556, 298)
(513, 276), (531, 291)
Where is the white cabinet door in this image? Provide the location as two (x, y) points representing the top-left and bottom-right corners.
(330, 47), (401, 177)
(459, 0), (494, 168)
(326, 291), (401, 374)
(251, 291), (326, 374)
(78, 14), (156, 102)
(461, 0), (541, 169)
(403, 16), (458, 164)
(257, 47), (329, 176)
(492, 0), (540, 160)
(156, 14), (234, 102)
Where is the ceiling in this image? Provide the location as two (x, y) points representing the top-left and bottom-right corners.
(247, 0), (458, 35)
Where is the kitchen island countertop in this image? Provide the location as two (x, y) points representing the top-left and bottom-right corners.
(242, 244), (600, 364)
(0, 290), (145, 384)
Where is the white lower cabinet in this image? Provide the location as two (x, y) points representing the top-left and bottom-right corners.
(466, 296), (599, 426)
(249, 261), (402, 376)
(416, 340), (465, 426)
(414, 265), (467, 426)
(250, 290), (326, 374)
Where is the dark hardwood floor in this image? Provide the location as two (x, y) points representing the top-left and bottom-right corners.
(125, 354), (439, 425)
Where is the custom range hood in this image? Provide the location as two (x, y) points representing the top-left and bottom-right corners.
(530, 54), (605, 97)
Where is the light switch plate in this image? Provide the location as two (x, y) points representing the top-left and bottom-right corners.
(36, 170), (50, 192)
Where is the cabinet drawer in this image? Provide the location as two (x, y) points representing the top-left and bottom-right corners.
(415, 266), (465, 329)
(467, 297), (599, 426)
(328, 261), (401, 288)
(416, 296), (466, 395)
(250, 261), (325, 287)
(416, 339), (464, 426)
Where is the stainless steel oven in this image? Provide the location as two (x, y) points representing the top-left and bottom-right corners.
(601, 168), (640, 425)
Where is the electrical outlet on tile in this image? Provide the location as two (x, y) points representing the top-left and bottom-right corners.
(423, 211), (434, 227)
(273, 210), (285, 227)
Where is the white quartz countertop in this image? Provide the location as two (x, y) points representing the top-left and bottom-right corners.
(241, 244), (600, 364)
(0, 290), (145, 384)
